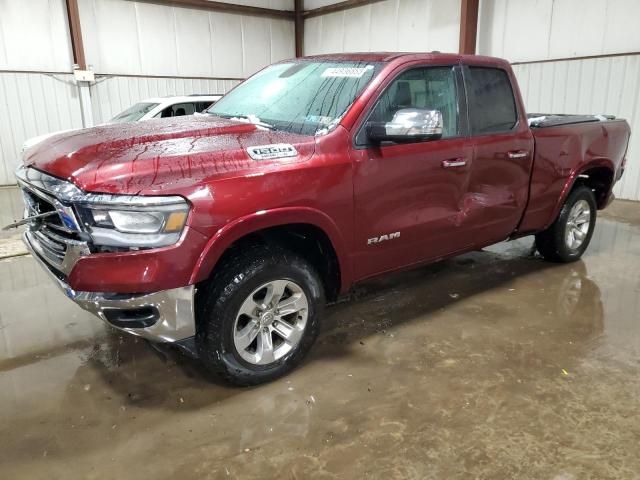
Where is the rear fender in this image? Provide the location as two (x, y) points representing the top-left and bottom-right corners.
(550, 157), (614, 223)
(190, 207), (352, 292)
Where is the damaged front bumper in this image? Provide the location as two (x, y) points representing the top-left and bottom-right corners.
(24, 231), (196, 344)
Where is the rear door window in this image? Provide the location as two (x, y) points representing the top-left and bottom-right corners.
(159, 102), (197, 118)
(465, 67), (517, 135)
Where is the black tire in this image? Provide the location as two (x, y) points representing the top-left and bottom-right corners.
(535, 185), (597, 263)
(196, 244), (324, 386)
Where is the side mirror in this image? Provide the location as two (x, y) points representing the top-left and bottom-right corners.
(367, 108), (443, 143)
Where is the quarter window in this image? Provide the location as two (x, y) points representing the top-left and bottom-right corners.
(466, 67), (517, 135)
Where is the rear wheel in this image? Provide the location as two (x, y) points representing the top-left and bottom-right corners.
(535, 185), (597, 262)
(196, 245), (324, 386)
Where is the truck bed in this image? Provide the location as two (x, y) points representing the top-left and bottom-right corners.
(518, 116), (630, 234)
(527, 113), (616, 128)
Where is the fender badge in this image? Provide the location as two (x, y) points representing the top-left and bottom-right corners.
(367, 232), (401, 245)
(247, 144), (298, 161)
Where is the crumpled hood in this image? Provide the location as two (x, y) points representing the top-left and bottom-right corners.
(23, 116), (316, 195)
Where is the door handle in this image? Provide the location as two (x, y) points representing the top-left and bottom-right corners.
(508, 150), (529, 159)
(442, 158), (467, 168)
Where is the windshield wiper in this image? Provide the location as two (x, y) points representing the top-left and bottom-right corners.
(215, 113), (275, 130)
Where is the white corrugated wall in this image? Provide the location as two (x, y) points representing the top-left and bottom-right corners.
(477, 0), (640, 62)
(0, 72), (84, 185)
(0, 0), (295, 185)
(78, 0), (295, 125)
(304, 0), (461, 55)
(512, 56), (640, 201)
(0, 0), (74, 71)
(0, 0), (79, 185)
(77, 0), (294, 79)
(478, 0), (640, 202)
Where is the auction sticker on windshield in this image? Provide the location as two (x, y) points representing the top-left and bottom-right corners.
(247, 144), (298, 161)
(321, 66), (374, 78)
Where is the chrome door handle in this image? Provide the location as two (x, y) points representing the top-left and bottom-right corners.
(508, 150), (529, 159)
(442, 158), (467, 168)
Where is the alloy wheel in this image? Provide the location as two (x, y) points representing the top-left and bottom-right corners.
(565, 199), (591, 250)
(232, 280), (309, 365)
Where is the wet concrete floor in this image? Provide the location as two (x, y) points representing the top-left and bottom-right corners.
(1, 202), (639, 479)
(0, 187), (27, 258)
(0, 186), (24, 239)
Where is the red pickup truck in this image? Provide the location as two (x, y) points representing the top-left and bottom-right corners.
(9, 53), (630, 385)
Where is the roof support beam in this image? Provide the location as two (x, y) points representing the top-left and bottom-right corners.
(458, 0), (479, 55)
(132, 0), (388, 22)
(295, 0), (304, 57)
(304, 0), (387, 19)
(65, 0), (87, 69)
(130, 0), (294, 19)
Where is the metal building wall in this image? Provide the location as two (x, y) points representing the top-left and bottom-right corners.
(0, 0), (80, 185)
(215, 0), (293, 9)
(512, 56), (640, 201)
(78, 0), (295, 79)
(0, 0), (295, 185)
(477, 0), (640, 63)
(304, 0), (342, 8)
(478, 0), (640, 202)
(304, 0), (460, 55)
(0, 0), (73, 72)
(0, 72), (83, 185)
(79, 0), (296, 126)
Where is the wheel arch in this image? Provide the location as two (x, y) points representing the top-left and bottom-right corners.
(549, 158), (615, 227)
(190, 207), (352, 300)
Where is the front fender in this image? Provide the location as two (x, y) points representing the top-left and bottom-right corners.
(189, 207), (353, 292)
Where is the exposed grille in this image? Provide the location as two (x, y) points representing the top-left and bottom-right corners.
(21, 189), (83, 267)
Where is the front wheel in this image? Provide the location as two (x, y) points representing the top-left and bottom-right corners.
(196, 245), (324, 386)
(535, 185), (597, 262)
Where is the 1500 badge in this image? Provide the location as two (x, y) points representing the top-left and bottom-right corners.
(247, 144), (298, 161)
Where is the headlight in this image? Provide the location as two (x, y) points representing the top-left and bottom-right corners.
(77, 197), (190, 248)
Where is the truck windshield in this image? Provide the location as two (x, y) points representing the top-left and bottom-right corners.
(110, 102), (159, 123)
(206, 61), (381, 135)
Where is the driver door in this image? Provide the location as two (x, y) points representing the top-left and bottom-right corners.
(351, 65), (475, 280)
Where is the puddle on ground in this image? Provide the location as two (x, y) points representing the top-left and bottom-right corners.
(0, 209), (639, 479)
